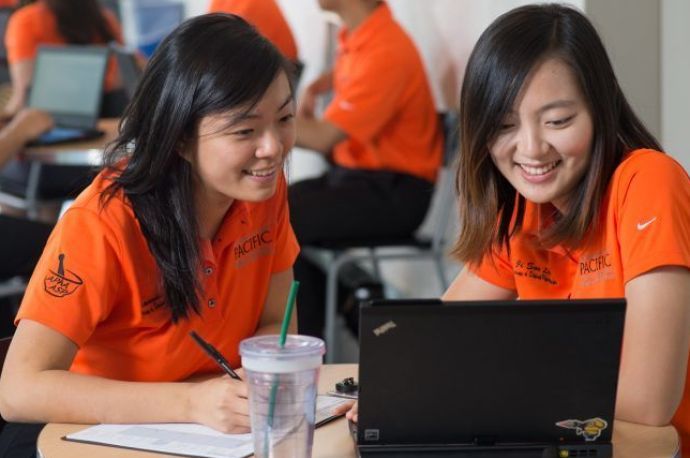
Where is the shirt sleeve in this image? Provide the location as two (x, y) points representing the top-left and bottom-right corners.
(469, 243), (517, 291)
(616, 152), (690, 282)
(15, 207), (122, 347)
(269, 174), (300, 273)
(5, 8), (38, 63)
(323, 49), (407, 144)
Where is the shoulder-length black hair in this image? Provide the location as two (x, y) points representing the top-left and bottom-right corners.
(19, 0), (117, 44)
(102, 13), (292, 322)
(452, 3), (661, 264)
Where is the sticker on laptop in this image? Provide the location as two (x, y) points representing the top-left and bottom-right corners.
(555, 417), (608, 441)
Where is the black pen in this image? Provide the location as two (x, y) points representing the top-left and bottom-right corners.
(189, 331), (242, 381)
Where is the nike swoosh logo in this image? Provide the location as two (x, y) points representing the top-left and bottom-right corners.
(637, 217), (657, 231)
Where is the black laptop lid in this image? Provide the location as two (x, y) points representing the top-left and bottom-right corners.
(358, 299), (625, 449)
(28, 45), (108, 129)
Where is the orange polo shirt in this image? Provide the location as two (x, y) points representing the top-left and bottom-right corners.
(323, 2), (442, 183)
(471, 149), (690, 449)
(16, 169), (299, 382)
(5, 1), (123, 91)
(208, 0), (298, 61)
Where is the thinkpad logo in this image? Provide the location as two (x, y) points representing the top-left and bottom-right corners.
(373, 321), (397, 336)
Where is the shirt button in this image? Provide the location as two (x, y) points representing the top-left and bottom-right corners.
(208, 298), (216, 308)
(204, 267), (213, 276)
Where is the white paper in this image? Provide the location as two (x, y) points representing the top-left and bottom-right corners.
(65, 395), (351, 458)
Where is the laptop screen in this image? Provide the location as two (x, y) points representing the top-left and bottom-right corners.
(357, 299), (625, 452)
(28, 46), (108, 124)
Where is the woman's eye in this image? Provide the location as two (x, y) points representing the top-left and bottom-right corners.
(548, 115), (575, 127)
(280, 113), (294, 123)
(232, 128), (254, 136)
(499, 123), (515, 131)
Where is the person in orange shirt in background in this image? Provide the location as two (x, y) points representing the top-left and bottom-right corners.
(291, 0), (443, 338)
(208, 0), (298, 62)
(2, 0), (124, 118)
(337, 4), (690, 448)
(0, 14), (299, 455)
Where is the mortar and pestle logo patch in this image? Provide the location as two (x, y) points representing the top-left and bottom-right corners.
(44, 254), (83, 297)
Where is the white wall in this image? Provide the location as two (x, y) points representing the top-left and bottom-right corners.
(584, 0), (689, 170)
(184, 0), (205, 17)
(662, 0), (690, 171)
(586, 0), (661, 142)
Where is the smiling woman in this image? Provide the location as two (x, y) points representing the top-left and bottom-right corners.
(488, 58), (594, 212)
(187, 83), (296, 237)
(441, 3), (690, 453)
(0, 13), (300, 456)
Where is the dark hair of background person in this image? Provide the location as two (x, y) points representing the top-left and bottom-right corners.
(101, 13), (293, 322)
(18, 0), (117, 44)
(452, 3), (661, 265)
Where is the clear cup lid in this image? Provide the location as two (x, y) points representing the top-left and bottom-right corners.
(240, 335), (325, 358)
(240, 335), (325, 372)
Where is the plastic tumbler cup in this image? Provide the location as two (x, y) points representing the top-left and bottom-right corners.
(240, 335), (326, 458)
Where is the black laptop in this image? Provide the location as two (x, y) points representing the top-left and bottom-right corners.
(27, 45), (108, 146)
(356, 298), (626, 457)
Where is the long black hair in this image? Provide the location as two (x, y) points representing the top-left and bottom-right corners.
(19, 0), (117, 44)
(102, 13), (291, 322)
(452, 3), (661, 264)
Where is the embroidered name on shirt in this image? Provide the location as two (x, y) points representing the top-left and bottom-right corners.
(44, 253), (84, 297)
(142, 295), (166, 315)
(234, 227), (274, 268)
(514, 260), (557, 285)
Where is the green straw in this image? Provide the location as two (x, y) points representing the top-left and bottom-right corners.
(264, 280), (300, 455)
(279, 281), (299, 347)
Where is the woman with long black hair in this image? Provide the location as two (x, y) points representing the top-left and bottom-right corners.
(0, 13), (299, 456)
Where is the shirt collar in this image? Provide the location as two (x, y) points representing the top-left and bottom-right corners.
(201, 200), (250, 262)
(520, 201), (579, 258)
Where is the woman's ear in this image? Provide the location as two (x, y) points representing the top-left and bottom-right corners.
(177, 137), (194, 163)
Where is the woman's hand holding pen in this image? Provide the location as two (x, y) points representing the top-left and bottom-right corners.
(188, 369), (251, 434)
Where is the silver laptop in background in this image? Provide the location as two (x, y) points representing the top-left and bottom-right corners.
(28, 45), (108, 146)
